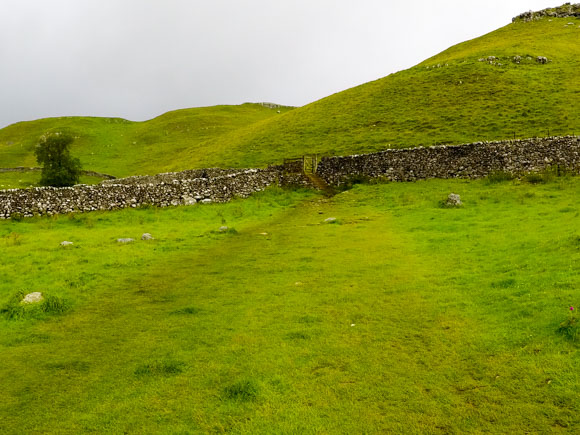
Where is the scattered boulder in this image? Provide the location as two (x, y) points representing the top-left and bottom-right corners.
(60, 241), (74, 246)
(141, 233), (154, 241)
(21, 292), (43, 304)
(324, 217), (337, 223)
(219, 226), (229, 232)
(117, 238), (134, 243)
(446, 193), (463, 207)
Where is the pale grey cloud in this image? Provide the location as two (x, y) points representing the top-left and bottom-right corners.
(0, 0), (553, 128)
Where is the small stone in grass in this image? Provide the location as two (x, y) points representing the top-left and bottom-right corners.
(22, 292), (43, 304)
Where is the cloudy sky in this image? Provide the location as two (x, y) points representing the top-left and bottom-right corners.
(1, 0), (554, 128)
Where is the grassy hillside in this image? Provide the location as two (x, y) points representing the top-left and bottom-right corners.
(1, 15), (579, 182)
(0, 104), (294, 182)
(214, 16), (580, 166)
(1, 177), (579, 432)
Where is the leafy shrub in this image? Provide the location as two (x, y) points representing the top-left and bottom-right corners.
(35, 131), (82, 187)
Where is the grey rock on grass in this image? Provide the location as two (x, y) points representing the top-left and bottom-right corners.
(117, 238), (134, 243)
(21, 292), (44, 304)
(446, 193), (463, 207)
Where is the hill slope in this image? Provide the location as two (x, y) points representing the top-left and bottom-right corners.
(213, 15), (580, 166)
(1, 11), (579, 177)
(0, 104), (294, 178)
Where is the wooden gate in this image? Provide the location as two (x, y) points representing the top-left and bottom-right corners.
(283, 155), (318, 174)
(303, 155), (318, 174)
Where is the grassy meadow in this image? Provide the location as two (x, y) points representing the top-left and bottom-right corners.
(0, 172), (105, 190)
(1, 175), (579, 433)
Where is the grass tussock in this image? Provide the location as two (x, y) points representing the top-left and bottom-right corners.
(134, 359), (185, 377)
(485, 171), (515, 184)
(1, 291), (70, 320)
(223, 379), (260, 402)
(558, 310), (578, 341)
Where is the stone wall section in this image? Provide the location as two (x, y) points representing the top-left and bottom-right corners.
(316, 136), (580, 186)
(1, 136), (579, 219)
(0, 168), (278, 219)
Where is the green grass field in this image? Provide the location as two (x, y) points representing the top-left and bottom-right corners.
(1, 16), (579, 189)
(1, 176), (578, 433)
(1, 8), (579, 433)
(0, 172), (105, 190)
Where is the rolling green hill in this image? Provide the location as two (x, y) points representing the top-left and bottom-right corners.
(0, 104), (294, 181)
(1, 13), (579, 183)
(214, 16), (580, 166)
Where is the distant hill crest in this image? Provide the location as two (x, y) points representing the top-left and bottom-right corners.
(513, 2), (580, 22)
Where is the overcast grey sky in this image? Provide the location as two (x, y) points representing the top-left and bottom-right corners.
(0, 0), (554, 128)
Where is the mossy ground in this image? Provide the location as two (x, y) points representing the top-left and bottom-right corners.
(1, 177), (578, 433)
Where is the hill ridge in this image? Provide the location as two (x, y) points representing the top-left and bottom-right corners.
(513, 2), (580, 22)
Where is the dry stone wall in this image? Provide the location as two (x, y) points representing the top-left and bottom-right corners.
(316, 136), (580, 186)
(0, 168), (278, 219)
(1, 136), (580, 219)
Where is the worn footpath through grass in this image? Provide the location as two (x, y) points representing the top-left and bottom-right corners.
(0, 178), (579, 433)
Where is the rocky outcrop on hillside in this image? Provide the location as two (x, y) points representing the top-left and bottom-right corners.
(513, 3), (580, 22)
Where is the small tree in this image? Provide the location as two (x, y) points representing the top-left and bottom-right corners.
(35, 132), (82, 187)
